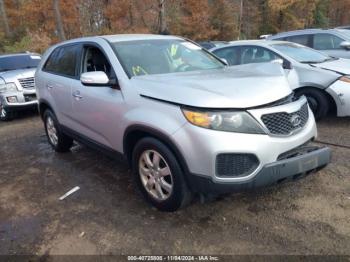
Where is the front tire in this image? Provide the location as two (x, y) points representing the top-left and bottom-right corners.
(0, 105), (12, 121)
(132, 137), (192, 212)
(43, 110), (73, 152)
(296, 88), (329, 120)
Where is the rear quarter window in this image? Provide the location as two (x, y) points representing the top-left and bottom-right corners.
(286, 35), (311, 46)
(313, 33), (344, 50)
(43, 44), (80, 77)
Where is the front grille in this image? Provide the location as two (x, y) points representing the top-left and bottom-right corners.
(24, 94), (37, 102)
(216, 153), (259, 177)
(18, 77), (35, 89)
(261, 103), (309, 136)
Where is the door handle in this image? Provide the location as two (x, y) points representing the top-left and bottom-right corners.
(72, 91), (83, 100)
(46, 84), (54, 90)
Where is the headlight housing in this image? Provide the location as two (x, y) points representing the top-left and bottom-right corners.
(182, 108), (265, 134)
(0, 83), (18, 93)
(339, 76), (350, 83)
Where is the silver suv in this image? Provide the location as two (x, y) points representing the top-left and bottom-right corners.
(267, 28), (350, 59)
(35, 35), (331, 211)
(0, 53), (40, 120)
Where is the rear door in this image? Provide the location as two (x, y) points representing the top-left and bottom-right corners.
(41, 44), (80, 127)
(69, 42), (125, 150)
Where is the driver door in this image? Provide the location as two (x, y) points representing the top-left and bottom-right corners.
(70, 44), (125, 150)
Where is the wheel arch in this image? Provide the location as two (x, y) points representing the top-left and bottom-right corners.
(38, 99), (54, 120)
(123, 125), (190, 176)
(295, 86), (337, 115)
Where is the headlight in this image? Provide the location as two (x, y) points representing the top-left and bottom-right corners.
(0, 83), (18, 93)
(182, 108), (265, 134)
(339, 76), (350, 83)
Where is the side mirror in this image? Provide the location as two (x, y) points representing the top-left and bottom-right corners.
(282, 60), (292, 70)
(272, 59), (283, 65)
(80, 71), (119, 89)
(340, 41), (350, 50)
(81, 71), (109, 86)
(220, 58), (228, 65)
(271, 59), (292, 70)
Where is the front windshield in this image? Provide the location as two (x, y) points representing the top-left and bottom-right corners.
(271, 43), (333, 63)
(0, 54), (41, 72)
(111, 39), (224, 77)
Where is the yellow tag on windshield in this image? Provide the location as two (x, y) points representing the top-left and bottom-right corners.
(132, 66), (148, 76)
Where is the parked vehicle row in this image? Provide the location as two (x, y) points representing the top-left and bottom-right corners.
(34, 34), (331, 211)
(211, 40), (350, 119)
(4, 27), (350, 211)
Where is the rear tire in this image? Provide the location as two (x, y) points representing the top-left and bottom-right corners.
(132, 137), (192, 212)
(295, 88), (329, 120)
(43, 110), (73, 152)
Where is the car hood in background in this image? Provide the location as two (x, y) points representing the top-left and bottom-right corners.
(313, 58), (350, 75)
(132, 63), (292, 109)
(0, 68), (36, 83)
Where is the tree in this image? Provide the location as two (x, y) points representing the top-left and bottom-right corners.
(53, 0), (66, 40)
(158, 0), (167, 34)
(0, 0), (10, 37)
(313, 0), (329, 28)
(176, 0), (217, 40)
(210, 0), (238, 40)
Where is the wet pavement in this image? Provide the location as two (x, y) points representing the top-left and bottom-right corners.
(0, 113), (349, 255)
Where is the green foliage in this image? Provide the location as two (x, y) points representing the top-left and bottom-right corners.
(313, 0), (330, 28)
(2, 35), (32, 54)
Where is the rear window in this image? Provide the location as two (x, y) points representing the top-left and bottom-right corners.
(0, 54), (41, 72)
(43, 45), (79, 77)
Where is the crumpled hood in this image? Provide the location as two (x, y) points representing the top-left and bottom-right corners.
(0, 68), (36, 83)
(313, 58), (350, 75)
(131, 63), (292, 108)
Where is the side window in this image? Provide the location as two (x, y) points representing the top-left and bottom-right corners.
(313, 34), (344, 50)
(82, 46), (112, 78)
(213, 47), (241, 66)
(43, 48), (60, 72)
(286, 34), (310, 47)
(240, 46), (280, 65)
(43, 45), (79, 77)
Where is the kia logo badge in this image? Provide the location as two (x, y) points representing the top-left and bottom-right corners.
(290, 114), (301, 127)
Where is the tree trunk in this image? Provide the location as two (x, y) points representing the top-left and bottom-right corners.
(237, 0), (243, 39)
(53, 0), (66, 40)
(158, 0), (167, 34)
(0, 0), (11, 37)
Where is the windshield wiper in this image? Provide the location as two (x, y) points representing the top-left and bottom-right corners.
(19, 66), (36, 69)
(323, 57), (339, 62)
(300, 61), (323, 64)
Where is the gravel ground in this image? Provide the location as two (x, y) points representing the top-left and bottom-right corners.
(0, 113), (349, 256)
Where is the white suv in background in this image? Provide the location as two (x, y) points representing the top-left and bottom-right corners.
(0, 53), (40, 120)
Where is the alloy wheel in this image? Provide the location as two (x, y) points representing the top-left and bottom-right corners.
(139, 150), (173, 201)
(46, 116), (58, 146)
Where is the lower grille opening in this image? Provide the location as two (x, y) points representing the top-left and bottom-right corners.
(277, 144), (320, 161)
(24, 94), (37, 102)
(216, 153), (259, 177)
